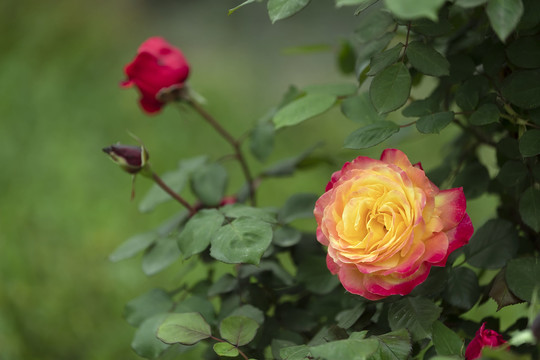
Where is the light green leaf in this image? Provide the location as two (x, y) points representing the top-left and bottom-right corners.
(279, 193), (318, 223)
(370, 329), (411, 360)
(388, 297), (442, 341)
(519, 186), (540, 232)
(406, 41), (449, 76)
(506, 257), (540, 302)
(142, 234), (181, 276)
(464, 219), (519, 269)
(210, 217), (273, 265)
(455, 0), (488, 8)
(220, 204), (277, 223)
(109, 231), (157, 262)
(228, 305), (265, 325)
(432, 321), (463, 357)
(132, 314), (170, 359)
(213, 342), (239, 357)
(341, 93), (385, 124)
(190, 163), (228, 206)
(344, 121), (400, 149)
(228, 0), (260, 15)
(208, 274), (238, 297)
(384, 0), (446, 21)
(519, 129), (540, 157)
(310, 338), (379, 359)
(124, 289), (173, 327)
(336, 304), (365, 330)
(250, 121), (275, 162)
(177, 209), (224, 260)
(157, 312), (212, 345)
(336, 0), (375, 6)
(416, 111), (454, 134)
(354, 9), (394, 43)
(273, 93), (336, 129)
(469, 103), (500, 126)
(370, 63), (411, 114)
(486, 0), (524, 42)
(267, 0), (311, 23)
(303, 83), (358, 96)
(220, 316), (260, 346)
(280, 345), (311, 360)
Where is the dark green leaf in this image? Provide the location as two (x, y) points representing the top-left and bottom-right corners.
(279, 193), (318, 223)
(124, 289), (173, 327)
(297, 255), (340, 294)
(406, 41), (449, 76)
(502, 70), (540, 109)
(273, 226), (302, 247)
(368, 43), (404, 76)
(341, 93), (385, 123)
(469, 103), (500, 126)
(174, 296), (216, 325)
(280, 345), (311, 360)
(455, 82), (479, 112)
(416, 111), (454, 133)
(157, 312), (212, 345)
(344, 121), (400, 149)
(388, 297), (442, 341)
(384, 0), (446, 21)
(496, 161), (528, 187)
(109, 231), (157, 262)
(519, 0), (540, 30)
(310, 338), (379, 359)
(220, 204), (277, 224)
(338, 40), (357, 74)
(370, 63), (411, 114)
(353, 0), (380, 14)
(432, 321), (463, 357)
(132, 314), (170, 359)
(190, 163), (228, 207)
(519, 129), (540, 157)
(336, 0), (375, 7)
(228, 305), (265, 325)
(489, 268), (524, 310)
(370, 329), (412, 360)
(402, 97), (440, 117)
(354, 10), (394, 43)
(506, 257), (540, 302)
(273, 93), (336, 129)
(142, 234), (181, 276)
(519, 186), (540, 232)
(213, 342), (239, 357)
(448, 55), (476, 82)
(220, 316), (259, 346)
(250, 121), (275, 162)
(443, 267), (480, 310)
(267, 0), (311, 23)
(486, 0), (524, 42)
(304, 83), (357, 97)
(453, 162), (490, 199)
(262, 143), (322, 177)
(208, 274), (238, 297)
(178, 209), (224, 260)
(411, 17), (453, 36)
(465, 219), (519, 269)
(335, 304), (365, 330)
(506, 36), (540, 68)
(210, 217), (273, 265)
(455, 0), (487, 8)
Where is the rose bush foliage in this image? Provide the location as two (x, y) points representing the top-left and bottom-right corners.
(105, 1), (540, 359)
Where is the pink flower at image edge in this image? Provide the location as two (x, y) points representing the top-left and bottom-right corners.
(465, 323), (507, 360)
(121, 37), (190, 114)
(314, 149), (474, 300)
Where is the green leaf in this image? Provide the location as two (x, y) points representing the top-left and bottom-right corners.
(432, 321), (463, 357)
(402, 97), (440, 117)
(273, 226), (302, 247)
(228, 305), (265, 325)
(220, 204), (277, 223)
(280, 345), (311, 360)
(142, 234), (181, 276)
(455, 82), (479, 112)
(465, 219), (519, 269)
(273, 93), (336, 129)
(370, 329), (412, 360)
(344, 121), (400, 149)
(406, 41), (449, 76)
(279, 193), (318, 223)
(506, 257), (540, 302)
(469, 103), (500, 126)
(506, 36), (540, 68)
(384, 0), (446, 21)
(353, 0), (380, 14)
(336, 0), (375, 6)
(455, 0), (487, 8)
(267, 0), (311, 23)
(190, 163), (228, 206)
(262, 143), (322, 176)
(157, 312), (212, 345)
(496, 160), (528, 187)
(486, 0), (524, 42)
(303, 83), (357, 96)
(250, 121), (275, 162)
(132, 314), (170, 359)
(177, 209), (224, 260)
(443, 267), (480, 310)
(139, 156), (206, 213)
(368, 43), (404, 76)
(370, 63), (411, 114)
(489, 268), (524, 310)
(220, 316), (260, 346)
(210, 217), (273, 265)
(416, 111), (454, 134)
(519, 0), (540, 30)
(502, 70), (540, 109)
(109, 231), (157, 262)
(310, 338), (379, 359)
(213, 342), (239, 357)
(297, 255), (340, 295)
(519, 129), (540, 157)
(335, 304), (365, 330)
(208, 274), (238, 297)
(228, 0), (260, 15)
(354, 10), (394, 43)
(453, 162), (490, 199)
(388, 297), (442, 341)
(174, 296), (216, 325)
(519, 186), (540, 232)
(341, 93), (385, 124)
(357, 33), (395, 65)
(338, 40), (357, 75)
(124, 289), (173, 327)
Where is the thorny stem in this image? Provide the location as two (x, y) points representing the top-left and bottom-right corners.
(152, 172), (196, 215)
(186, 98), (256, 206)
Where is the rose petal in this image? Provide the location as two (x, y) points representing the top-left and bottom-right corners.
(435, 188), (467, 230)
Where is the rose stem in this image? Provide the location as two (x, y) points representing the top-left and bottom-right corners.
(152, 171), (196, 215)
(186, 98), (256, 206)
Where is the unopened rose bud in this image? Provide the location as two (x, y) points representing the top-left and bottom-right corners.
(102, 144), (149, 174)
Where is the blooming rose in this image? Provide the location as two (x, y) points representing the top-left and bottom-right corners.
(121, 37), (190, 113)
(465, 323), (507, 360)
(314, 149), (473, 300)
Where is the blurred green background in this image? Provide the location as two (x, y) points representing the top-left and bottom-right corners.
(0, 1), (502, 359)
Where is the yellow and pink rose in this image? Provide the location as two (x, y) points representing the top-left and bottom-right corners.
(314, 149), (473, 300)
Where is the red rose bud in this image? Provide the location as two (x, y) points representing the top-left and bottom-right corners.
(121, 37), (190, 114)
(102, 144), (149, 174)
(465, 323), (507, 360)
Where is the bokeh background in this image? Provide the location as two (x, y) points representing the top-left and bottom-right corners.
(0, 0), (504, 359)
